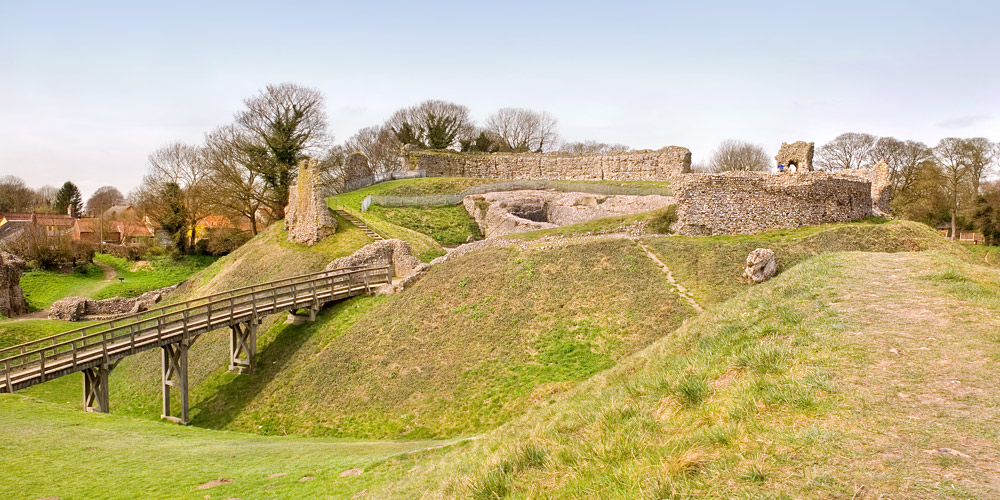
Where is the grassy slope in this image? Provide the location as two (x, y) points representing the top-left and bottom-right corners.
(19, 263), (106, 310)
(642, 219), (962, 306)
(8, 248), (1000, 499)
(91, 253), (217, 299)
(161, 238), (691, 439)
(365, 249), (1000, 499)
(510, 206), (677, 241)
(0, 395), (453, 500)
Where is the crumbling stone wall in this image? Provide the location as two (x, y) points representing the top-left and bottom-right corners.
(0, 251), (29, 317)
(286, 158), (337, 245)
(49, 285), (176, 321)
(674, 171), (872, 235)
(406, 146), (691, 181)
(326, 239), (426, 278)
(774, 141), (815, 172)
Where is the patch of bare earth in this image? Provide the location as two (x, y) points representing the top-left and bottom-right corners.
(820, 252), (1000, 498)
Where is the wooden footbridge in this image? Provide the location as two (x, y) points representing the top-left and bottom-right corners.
(0, 264), (391, 423)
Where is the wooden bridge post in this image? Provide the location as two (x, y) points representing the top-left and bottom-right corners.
(228, 319), (257, 374)
(161, 339), (193, 424)
(82, 363), (113, 413)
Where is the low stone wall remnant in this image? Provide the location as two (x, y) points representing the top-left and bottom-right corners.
(405, 147), (691, 182)
(673, 171), (873, 235)
(49, 285), (177, 321)
(326, 239), (428, 294)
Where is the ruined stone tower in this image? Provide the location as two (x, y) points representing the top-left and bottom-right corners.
(774, 141), (815, 172)
(285, 158), (337, 246)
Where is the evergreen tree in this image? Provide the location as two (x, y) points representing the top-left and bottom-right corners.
(393, 122), (424, 148)
(157, 182), (190, 252)
(54, 181), (83, 217)
(423, 113), (460, 149)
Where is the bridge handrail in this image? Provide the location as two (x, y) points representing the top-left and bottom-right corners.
(0, 264), (388, 364)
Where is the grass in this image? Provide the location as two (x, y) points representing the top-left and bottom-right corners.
(19, 264), (106, 311)
(0, 395), (459, 500)
(91, 253), (217, 299)
(363, 250), (1000, 498)
(365, 204), (482, 245)
(179, 215), (372, 298)
(20, 238), (695, 440)
(0, 319), (96, 349)
(18, 252), (218, 312)
(641, 219), (964, 306)
(511, 206), (677, 241)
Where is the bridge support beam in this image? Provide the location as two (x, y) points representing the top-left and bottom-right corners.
(83, 363), (113, 413)
(228, 320), (258, 374)
(161, 339), (193, 424)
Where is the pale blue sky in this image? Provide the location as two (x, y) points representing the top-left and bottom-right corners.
(1, 0), (998, 197)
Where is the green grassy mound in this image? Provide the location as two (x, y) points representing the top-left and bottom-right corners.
(642, 219), (963, 306)
(364, 250), (1000, 499)
(19, 264), (107, 311)
(510, 206), (677, 241)
(179, 215), (371, 298)
(8, 249), (1000, 499)
(28, 238), (692, 439)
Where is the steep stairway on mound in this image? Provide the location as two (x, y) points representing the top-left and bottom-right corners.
(335, 209), (384, 241)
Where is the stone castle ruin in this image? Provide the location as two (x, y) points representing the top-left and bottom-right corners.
(0, 251), (29, 318)
(397, 140), (890, 237)
(774, 141), (814, 173)
(285, 158), (337, 245)
(404, 146), (692, 181)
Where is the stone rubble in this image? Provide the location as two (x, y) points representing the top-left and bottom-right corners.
(742, 248), (778, 284)
(0, 250), (29, 317)
(286, 158), (337, 246)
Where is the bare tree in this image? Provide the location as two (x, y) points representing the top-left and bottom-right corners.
(346, 125), (402, 175)
(484, 107), (560, 153)
(0, 176), (36, 212)
(34, 185), (57, 212)
(559, 140), (631, 154)
(86, 186), (125, 216)
(867, 137), (933, 193)
(816, 132), (877, 170)
(203, 125), (268, 234)
(962, 137), (996, 195)
(707, 139), (771, 172)
(144, 142), (211, 249)
(386, 100), (474, 150)
(236, 83), (332, 216)
(934, 137), (972, 239)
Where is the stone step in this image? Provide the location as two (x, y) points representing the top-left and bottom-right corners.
(335, 210), (384, 240)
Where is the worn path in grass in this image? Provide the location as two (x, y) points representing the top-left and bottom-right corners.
(815, 251), (1000, 497)
(632, 237), (704, 313)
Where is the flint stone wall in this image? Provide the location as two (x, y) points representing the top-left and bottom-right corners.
(326, 239), (426, 279)
(406, 146), (691, 181)
(0, 251), (29, 317)
(774, 141), (815, 171)
(674, 171), (873, 235)
(49, 285), (177, 321)
(286, 158), (337, 246)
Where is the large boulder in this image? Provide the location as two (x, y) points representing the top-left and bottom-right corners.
(742, 248), (777, 284)
(0, 251), (29, 317)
